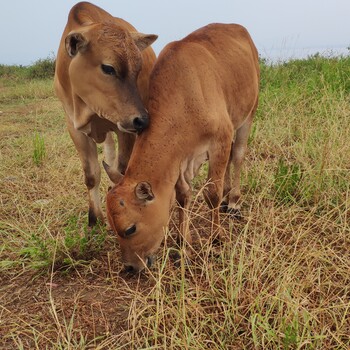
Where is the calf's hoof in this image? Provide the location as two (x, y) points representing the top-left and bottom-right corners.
(227, 207), (242, 220)
(170, 250), (192, 268)
(220, 201), (229, 213)
(88, 208), (105, 227)
(220, 201), (242, 220)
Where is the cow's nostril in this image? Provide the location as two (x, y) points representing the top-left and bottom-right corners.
(146, 256), (154, 268)
(133, 115), (149, 132)
(124, 265), (135, 273)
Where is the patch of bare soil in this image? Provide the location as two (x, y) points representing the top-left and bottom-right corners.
(0, 199), (242, 349)
(0, 249), (155, 349)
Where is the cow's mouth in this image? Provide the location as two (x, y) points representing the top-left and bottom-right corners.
(117, 122), (136, 134)
(117, 115), (149, 134)
(122, 255), (155, 274)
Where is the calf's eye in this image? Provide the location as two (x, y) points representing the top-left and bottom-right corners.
(101, 64), (116, 76)
(124, 224), (136, 237)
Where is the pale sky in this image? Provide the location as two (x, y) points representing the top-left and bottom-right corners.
(0, 0), (349, 65)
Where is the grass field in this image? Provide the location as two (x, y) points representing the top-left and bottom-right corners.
(1, 55), (349, 349)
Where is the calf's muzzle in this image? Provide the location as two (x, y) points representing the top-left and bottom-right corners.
(133, 113), (149, 133)
(123, 255), (154, 274)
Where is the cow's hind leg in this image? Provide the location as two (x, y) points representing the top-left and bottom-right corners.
(221, 145), (234, 213)
(223, 114), (253, 219)
(204, 133), (233, 241)
(67, 119), (104, 226)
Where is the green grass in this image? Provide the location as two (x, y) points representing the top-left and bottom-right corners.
(254, 54), (350, 209)
(32, 132), (46, 166)
(12, 215), (108, 271)
(0, 54), (349, 349)
(0, 56), (55, 81)
(274, 158), (302, 204)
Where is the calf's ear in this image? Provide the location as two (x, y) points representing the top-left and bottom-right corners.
(65, 32), (88, 57)
(130, 32), (158, 51)
(135, 182), (154, 201)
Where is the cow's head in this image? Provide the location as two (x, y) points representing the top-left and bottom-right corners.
(106, 180), (170, 273)
(65, 23), (157, 135)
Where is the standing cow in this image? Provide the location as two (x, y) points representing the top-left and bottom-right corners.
(106, 23), (260, 272)
(54, 2), (157, 226)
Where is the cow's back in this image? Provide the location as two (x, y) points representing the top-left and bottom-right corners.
(149, 23), (259, 131)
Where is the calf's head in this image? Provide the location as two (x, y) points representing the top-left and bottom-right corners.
(106, 181), (170, 273)
(65, 22), (157, 134)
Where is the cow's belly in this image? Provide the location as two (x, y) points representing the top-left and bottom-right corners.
(180, 145), (209, 185)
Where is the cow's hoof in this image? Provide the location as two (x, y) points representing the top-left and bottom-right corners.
(170, 250), (192, 268)
(220, 201), (229, 213)
(220, 201), (242, 220)
(227, 207), (242, 220)
(212, 236), (223, 247)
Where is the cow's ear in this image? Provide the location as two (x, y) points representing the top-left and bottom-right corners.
(135, 182), (154, 202)
(65, 32), (88, 57)
(130, 32), (158, 51)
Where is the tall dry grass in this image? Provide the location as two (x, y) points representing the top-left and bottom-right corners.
(0, 55), (349, 349)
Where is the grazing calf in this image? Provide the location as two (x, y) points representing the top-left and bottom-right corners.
(54, 2), (157, 226)
(106, 23), (259, 272)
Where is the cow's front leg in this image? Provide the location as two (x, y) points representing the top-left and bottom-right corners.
(67, 118), (104, 226)
(175, 174), (193, 247)
(172, 175), (194, 267)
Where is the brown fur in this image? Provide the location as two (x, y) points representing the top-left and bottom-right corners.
(106, 23), (259, 271)
(54, 2), (157, 225)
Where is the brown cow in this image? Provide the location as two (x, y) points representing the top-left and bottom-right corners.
(54, 2), (157, 226)
(106, 23), (259, 272)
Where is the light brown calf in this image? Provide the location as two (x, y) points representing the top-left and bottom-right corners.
(106, 23), (259, 272)
(54, 2), (157, 225)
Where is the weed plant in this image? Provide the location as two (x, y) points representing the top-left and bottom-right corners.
(274, 158), (302, 204)
(32, 132), (46, 166)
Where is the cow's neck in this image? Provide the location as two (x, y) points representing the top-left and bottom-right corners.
(125, 114), (187, 197)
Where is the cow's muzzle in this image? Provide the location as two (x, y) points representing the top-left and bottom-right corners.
(133, 114), (149, 133)
(123, 255), (154, 274)
(117, 114), (150, 134)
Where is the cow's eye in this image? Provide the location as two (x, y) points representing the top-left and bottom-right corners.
(124, 224), (136, 237)
(101, 64), (116, 76)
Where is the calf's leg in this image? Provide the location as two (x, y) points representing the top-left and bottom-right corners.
(221, 145), (234, 212)
(103, 131), (136, 185)
(115, 129), (135, 175)
(103, 132), (117, 172)
(175, 174), (193, 247)
(67, 117), (103, 226)
(226, 114), (253, 217)
(204, 135), (232, 240)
